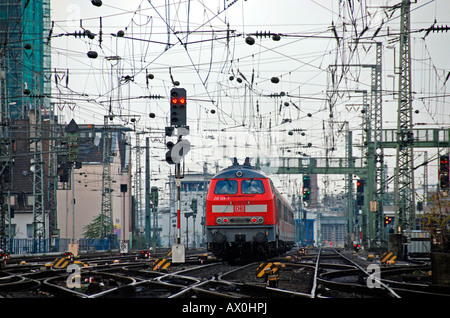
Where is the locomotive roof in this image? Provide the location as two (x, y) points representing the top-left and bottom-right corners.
(212, 158), (268, 179)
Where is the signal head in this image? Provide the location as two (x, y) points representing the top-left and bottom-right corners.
(170, 87), (187, 126)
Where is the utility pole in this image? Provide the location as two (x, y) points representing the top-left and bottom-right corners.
(134, 133), (143, 234)
(394, 0), (415, 234)
(101, 115), (112, 240)
(358, 41), (384, 248)
(31, 75), (46, 253)
(370, 42), (385, 247)
(48, 103), (59, 250)
(329, 40), (383, 248)
(101, 114), (139, 247)
(344, 123), (355, 247)
(151, 186), (159, 250)
(66, 119), (79, 244)
(136, 129), (164, 245)
(0, 62), (12, 252)
(145, 137), (150, 244)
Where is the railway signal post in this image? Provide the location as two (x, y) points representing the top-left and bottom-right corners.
(165, 88), (190, 263)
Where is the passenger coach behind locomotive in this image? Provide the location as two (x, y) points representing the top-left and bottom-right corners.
(206, 158), (294, 261)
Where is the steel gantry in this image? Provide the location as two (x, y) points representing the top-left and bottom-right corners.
(394, 0), (415, 234)
(101, 115), (113, 239)
(100, 115), (137, 242)
(134, 132), (143, 233)
(31, 76), (47, 253)
(367, 42), (384, 247)
(47, 103), (58, 244)
(0, 65), (12, 252)
(268, 127), (450, 248)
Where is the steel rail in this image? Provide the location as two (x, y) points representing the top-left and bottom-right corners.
(334, 249), (401, 298)
(310, 246), (322, 298)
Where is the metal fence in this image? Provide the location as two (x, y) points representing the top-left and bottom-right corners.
(5, 238), (120, 255)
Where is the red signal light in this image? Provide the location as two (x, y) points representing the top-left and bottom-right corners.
(169, 87), (187, 126)
(171, 97), (186, 105)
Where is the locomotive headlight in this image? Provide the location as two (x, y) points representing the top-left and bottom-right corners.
(216, 217), (229, 224)
(251, 217), (264, 224)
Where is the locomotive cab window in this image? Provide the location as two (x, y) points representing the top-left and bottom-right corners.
(214, 179), (238, 194)
(241, 179), (265, 194)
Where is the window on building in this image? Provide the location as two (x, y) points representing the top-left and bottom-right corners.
(26, 224), (33, 239)
(26, 195), (34, 206)
(181, 181), (206, 192)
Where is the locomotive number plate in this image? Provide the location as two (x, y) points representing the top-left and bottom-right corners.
(234, 205), (245, 212)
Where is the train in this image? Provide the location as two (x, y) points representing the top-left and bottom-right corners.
(206, 158), (295, 261)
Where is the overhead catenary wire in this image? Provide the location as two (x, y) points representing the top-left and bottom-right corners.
(45, 1), (449, 185)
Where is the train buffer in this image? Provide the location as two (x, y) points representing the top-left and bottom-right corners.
(381, 251), (397, 265)
(52, 257), (72, 269)
(153, 258), (171, 271)
(256, 262), (284, 279)
(52, 257), (86, 269)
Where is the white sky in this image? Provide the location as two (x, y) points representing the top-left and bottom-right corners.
(50, 0), (450, 203)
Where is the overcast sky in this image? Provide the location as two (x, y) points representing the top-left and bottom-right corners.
(50, 0), (450, 200)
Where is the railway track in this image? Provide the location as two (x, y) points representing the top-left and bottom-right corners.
(311, 247), (401, 298)
(311, 248), (450, 298)
(169, 262), (311, 298)
(0, 248), (449, 298)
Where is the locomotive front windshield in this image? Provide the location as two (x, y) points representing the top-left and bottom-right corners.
(214, 179), (238, 194)
(206, 162), (294, 261)
(241, 179), (265, 194)
(213, 179), (265, 195)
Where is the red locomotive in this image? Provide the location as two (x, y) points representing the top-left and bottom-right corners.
(206, 158), (295, 261)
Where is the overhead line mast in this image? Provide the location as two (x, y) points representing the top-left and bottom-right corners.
(394, 0), (415, 234)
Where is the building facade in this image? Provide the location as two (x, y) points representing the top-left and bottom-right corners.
(56, 124), (133, 246)
(0, 0), (51, 119)
(160, 173), (212, 248)
(3, 117), (132, 253)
